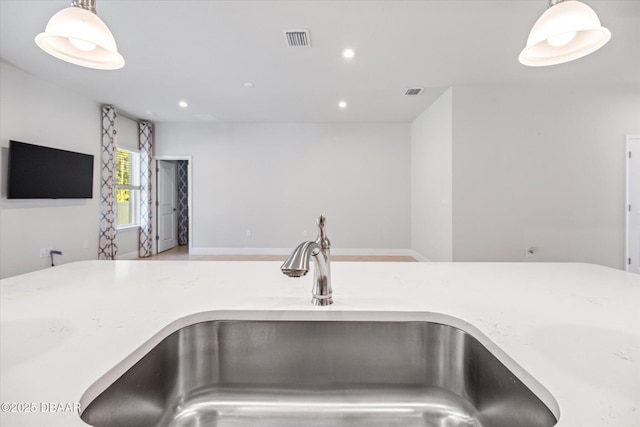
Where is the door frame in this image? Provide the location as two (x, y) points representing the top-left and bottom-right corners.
(157, 160), (179, 253)
(625, 135), (640, 273)
(154, 155), (193, 255)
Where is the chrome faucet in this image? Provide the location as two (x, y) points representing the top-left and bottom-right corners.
(281, 216), (333, 306)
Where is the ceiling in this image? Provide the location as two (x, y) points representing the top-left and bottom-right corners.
(0, 0), (638, 123)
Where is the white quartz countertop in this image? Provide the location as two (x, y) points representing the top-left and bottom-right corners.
(1, 260), (639, 427)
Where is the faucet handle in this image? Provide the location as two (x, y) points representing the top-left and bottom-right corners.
(317, 215), (330, 249)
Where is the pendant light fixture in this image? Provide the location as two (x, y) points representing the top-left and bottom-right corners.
(519, 0), (611, 67)
(35, 0), (124, 70)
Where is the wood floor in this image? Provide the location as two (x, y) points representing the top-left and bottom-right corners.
(143, 245), (416, 262)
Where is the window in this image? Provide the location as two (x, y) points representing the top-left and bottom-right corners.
(116, 148), (140, 228)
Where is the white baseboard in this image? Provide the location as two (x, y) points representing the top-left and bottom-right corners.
(190, 248), (291, 256)
(409, 250), (431, 262)
(190, 247), (419, 258)
(116, 251), (139, 260)
(331, 248), (414, 257)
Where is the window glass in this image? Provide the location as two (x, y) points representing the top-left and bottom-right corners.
(116, 148), (140, 227)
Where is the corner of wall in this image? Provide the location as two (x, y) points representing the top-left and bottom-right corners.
(409, 87), (454, 262)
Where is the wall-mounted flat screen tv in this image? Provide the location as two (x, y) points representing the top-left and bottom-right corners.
(7, 140), (94, 199)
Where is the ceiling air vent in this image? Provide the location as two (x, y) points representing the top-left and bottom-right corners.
(284, 29), (311, 47)
(404, 87), (424, 96)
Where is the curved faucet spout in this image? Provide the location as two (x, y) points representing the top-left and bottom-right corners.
(280, 216), (333, 306)
(281, 241), (320, 277)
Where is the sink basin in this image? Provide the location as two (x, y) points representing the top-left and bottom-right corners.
(81, 312), (557, 427)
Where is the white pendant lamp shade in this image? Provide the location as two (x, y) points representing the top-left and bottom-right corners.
(519, 0), (611, 67)
(35, 5), (124, 70)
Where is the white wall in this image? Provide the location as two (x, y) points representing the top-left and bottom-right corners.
(155, 123), (411, 254)
(410, 88), (453, 261)
(3, 59), (635, 273)
(452, 83), (640, 269)
(0, 61), (101, 278)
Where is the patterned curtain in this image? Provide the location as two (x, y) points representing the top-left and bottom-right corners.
(177, 160), (189, 245)
(98, 105), (118, 260)
(138, 122), (154, 257)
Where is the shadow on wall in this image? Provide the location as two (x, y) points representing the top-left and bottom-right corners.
(1, 146), (6, 197)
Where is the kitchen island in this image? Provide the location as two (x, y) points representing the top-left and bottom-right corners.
(1, 261), (639, 426)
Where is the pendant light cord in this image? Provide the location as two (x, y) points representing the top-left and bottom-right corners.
(71, 0), (96, 13)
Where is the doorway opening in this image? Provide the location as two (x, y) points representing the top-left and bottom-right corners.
(155, 157), (192, 254)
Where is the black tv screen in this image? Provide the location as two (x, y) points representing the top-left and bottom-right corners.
(7, 140), (94, 199)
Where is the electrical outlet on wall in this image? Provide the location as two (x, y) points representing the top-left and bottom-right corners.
(245, 229), (251, 238)
(39, 248), (47, 258)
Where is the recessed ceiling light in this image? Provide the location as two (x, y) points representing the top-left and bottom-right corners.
(342, 48), (355, 59)
(243, 81), (255, 88)
(338, 100), (347, 109)
(178, 100), (188, 108)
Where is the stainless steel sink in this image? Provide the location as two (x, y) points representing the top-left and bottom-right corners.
(81, 313), (557, 427)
